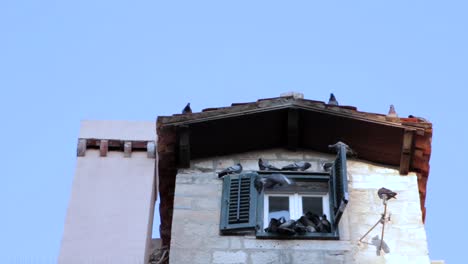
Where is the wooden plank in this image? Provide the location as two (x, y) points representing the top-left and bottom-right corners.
(124, 141), (132, 158)
(77, 139), (87, 157)
(399, 129), (414, 175)
(99, 139), (108, 157)
(178, 126), (190, 167)
(287, 108), (299, 150)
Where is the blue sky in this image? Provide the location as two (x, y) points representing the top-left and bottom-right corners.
(0, 0), (466, 262)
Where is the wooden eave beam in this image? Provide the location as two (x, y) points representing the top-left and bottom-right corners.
(177, 125), (191, 168)
(287, 108), (299, 150)
(399, 129), (414, 175)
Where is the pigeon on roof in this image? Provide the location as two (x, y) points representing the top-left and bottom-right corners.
(217, 163), (242, 178)
(377, 187), (397, 200)
(328, 93), (339, 105)
(281, 161), (311, 171)
(258, 158), (280, 171)
(254, 173), (294, 193)
(182, 103), (192, 114)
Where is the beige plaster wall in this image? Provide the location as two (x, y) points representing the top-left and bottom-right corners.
(169, 149), (430, 264)
(59, 120), (156, 264)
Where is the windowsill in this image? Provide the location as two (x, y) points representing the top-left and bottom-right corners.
(256, 231), (340, 240)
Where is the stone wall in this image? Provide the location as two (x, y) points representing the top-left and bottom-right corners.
(169, 149), (430, 264)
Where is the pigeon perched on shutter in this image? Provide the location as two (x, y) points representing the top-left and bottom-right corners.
(217, 163), (242, 178)
(377, 187), (397, 200)
(322, 162), (334, 172)
(281, 161), (311, 171)
(258, 158), (280, 171)
(182, 103), (192, 114)
(328, 141), (356, 156)
(328, 93), (339, 105)
(254, 173), (294, 193)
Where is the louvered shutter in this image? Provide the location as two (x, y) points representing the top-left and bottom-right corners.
(332, 144), (349, 227)
(220, 172), (258, 234)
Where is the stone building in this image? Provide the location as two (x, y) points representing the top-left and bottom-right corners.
(59, 93), (443, 263)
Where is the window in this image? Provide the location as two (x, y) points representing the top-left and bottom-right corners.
(220, 145), (349, 240)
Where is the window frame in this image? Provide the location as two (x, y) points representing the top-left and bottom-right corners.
(256, 172), (341, 240)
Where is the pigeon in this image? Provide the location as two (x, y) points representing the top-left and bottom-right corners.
(318, 214), (331, 233)
(281, 161), (311, 171)
(298, 216), (318, 232)
(305, 211), (321, 226)
(264, 217), (284, 233)
(328, 93), (339, 105)
(182, 103), (192, 114)
(277, 220), (297, 235)
(322, 162), (334, 172)
(217, 163), (242, 178)
(254, 173), (294, 193)
(328, 141), (356, 156)
(293, 221), (308, 234)
(377, 187), (397, 200)
(371, 235), (390, 256)
(258, 158), (280, 171)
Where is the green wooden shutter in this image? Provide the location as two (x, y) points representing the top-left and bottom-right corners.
(332, 144), (349, 227)
(220, 172), (258, 234)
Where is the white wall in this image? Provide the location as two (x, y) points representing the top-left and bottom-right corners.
(59, 120), (156, 264)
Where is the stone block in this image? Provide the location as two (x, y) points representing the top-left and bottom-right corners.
(249, 250), (281, 264)
(192, 197), (221, 211)
(238, 150), (278, 160)
(239, 159), (260, 170)
(173, 196), (192, 210)
(229, 237), (244, 249)
(170, 249), (211, 264)
(174, 183), (220, 198)
(213, 251), (247, 264)
(192, 158), (214, 170)
(291, 250), (324, 264)
(278, 152), (304, 160)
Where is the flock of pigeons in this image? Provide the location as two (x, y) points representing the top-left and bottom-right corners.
(265, 213), (332, 235)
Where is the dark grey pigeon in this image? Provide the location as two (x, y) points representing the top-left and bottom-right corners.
(377, 187), (397, 200)
(217, 163), (242, 178)
(328, 141), (356, 156)
(328, 93), (339, 105)
(319, 214), (331, 233)
(277, 220), (296, 235)
(322, 162), (334, 172)
(258, 158), (280, 171)
(281, 161), (311, 171)
(254, 173), (294, 193)
(182, 103), (192, 114)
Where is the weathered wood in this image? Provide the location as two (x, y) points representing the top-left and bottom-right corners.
(124, 141), (132, 158)
(399, 130), (414, 175)
(99, 139), (108, 157)
(287, 108), (299, 150)
(77, 139), (87, 157)
(178, 126), (190, 167)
